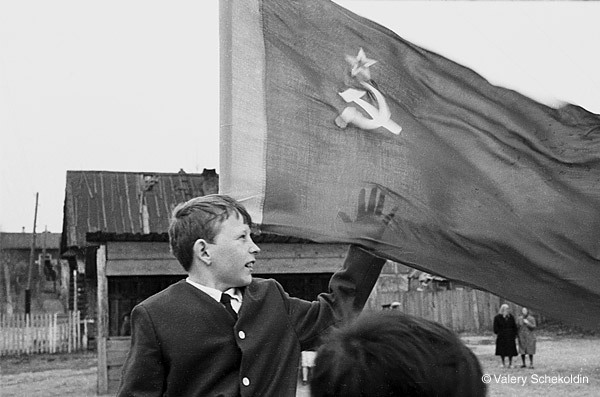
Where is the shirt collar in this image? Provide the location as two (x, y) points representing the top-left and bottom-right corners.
(186, 278), (243, 303)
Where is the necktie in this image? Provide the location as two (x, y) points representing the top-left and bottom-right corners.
(220, 293), (238, 320)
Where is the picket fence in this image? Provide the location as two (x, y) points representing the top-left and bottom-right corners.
(0, 311), (87, 356)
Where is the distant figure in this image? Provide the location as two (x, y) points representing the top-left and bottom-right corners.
(311, 311), (486, 397)
(390, 301), (401, 310)
(43, 259), (57, 281)
(493, 304), (518, 368)
(517, 307), (536, 369)
(120, 314), (131, 336)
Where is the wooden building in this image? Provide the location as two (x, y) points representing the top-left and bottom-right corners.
(60, 168), (356, 395)
(60, 169), (219, 319)
(94, 236), (346, 393)
(0, 232), (65, 315)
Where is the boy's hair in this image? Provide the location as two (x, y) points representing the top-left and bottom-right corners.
(168, 194), (252, 271)
(311, 311), (486, 397)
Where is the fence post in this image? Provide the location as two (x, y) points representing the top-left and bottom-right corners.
(74, 311), (77, 351)
(68, 311), (73, 353)
(55, 312), (59, 353)
(16, 314), (20, 355)
(77, 311), (81, 351)
(82, 318), (89, 350)
(47, 313), (52, 353)
(46, 313), (49, 353)
(25, 313), (30, 355)
(11, 314), (15, 355)
(471, 289), (480, 331)
(97, 244), (109, 394)
(34, 314), (38, 354)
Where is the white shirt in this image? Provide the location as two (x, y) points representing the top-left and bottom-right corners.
(186, 278), (242, 313)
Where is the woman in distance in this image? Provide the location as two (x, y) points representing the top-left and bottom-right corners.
(493, 304), (518, 368)
(517, 307), (536, 369)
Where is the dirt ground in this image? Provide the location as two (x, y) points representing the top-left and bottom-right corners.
(1, 335), (599, 396)
(0, 350), (310, 397)
(1, 351), (98, 397)
(469, 335), (600, 397)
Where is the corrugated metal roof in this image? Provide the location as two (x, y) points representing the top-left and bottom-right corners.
(62, 169), (218, 247)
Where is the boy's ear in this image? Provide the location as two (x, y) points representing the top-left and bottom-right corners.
(193, 239), (211, 265)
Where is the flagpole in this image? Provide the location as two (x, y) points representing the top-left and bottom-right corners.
(219, 0), (234, 193)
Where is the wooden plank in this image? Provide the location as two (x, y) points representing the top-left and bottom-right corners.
(456, 290), (465, 331)
(472, 289), (480, 331)
(107, 241), (348, 261)
(108, 379), (121, 395)
(107, 242), (172, 260)
(257, 243), (348, 259)
(107, 337), (132, 351)
(441, 291), (448, 328)
(253, 257), (343, 274)
(108, 365), (124, 381)
(107, 349), (130, 366)
(96, 244), (109, 395)
(452, 290), (460, 331)
(462, 290), (471, 331)
(454, 290), (461, 330)
(106, 259), (186, 276)
(434, 292), (442, 323)
(107, 256), (344, 276)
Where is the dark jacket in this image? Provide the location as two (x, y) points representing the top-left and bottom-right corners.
(117, 246), (385, 397)
(493, 313), (518, 357)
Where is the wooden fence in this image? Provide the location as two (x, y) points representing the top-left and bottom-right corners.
(0, 311), (87, 356)
(391, 289), (535, 333)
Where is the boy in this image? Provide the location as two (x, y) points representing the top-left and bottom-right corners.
(118, 193), (390, 396)
(311, 311), (487, 397)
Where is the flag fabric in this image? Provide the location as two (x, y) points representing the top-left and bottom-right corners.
(220, 0), (600, 329)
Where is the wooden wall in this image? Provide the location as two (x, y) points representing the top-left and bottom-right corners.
(97, 242), (526, 394)
(374, 288), (538, 333)
(97, 241), (348, 395)
(106, 337), (131, 394)
(103, 241), (348, 276)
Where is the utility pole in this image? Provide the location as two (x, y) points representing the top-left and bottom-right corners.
(39, 225), (48, 294)
(25, 192), (39, 314)
(41, 226), (47, 277)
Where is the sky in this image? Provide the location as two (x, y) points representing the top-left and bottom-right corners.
(1, 1), (599, 233)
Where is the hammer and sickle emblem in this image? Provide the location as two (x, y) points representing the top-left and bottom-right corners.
(335, 81), (402, 135)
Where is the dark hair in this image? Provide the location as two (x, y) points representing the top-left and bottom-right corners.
(311, 311), (486, 397)
(168, 194), (252, 271)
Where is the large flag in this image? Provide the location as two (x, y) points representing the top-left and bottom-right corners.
(220, 0), (600, 329)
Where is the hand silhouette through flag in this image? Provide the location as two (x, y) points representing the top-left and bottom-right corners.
(336, 185), (398, 243)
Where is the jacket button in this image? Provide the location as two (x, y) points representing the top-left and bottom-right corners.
(238, 330), (246, 339)
(242, 377), (250, 386)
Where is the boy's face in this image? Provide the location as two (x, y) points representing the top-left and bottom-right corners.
(205, 213), (260, 291)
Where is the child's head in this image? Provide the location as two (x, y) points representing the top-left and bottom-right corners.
(311, 311), (486, 397)
(168, 194), (252, 271)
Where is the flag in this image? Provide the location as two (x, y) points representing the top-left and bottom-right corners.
(220, 0), (600, 329)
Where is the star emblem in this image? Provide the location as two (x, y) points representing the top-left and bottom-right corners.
(345, 48), (377, 81)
